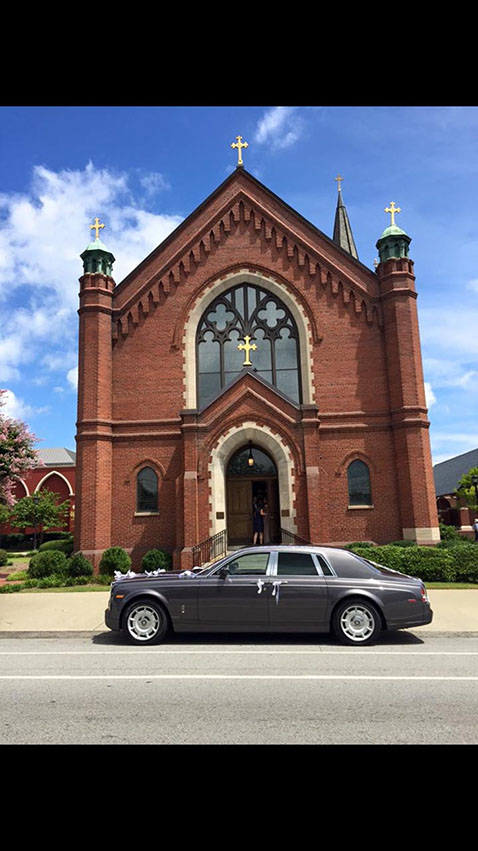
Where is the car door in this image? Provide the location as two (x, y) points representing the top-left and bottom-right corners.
(268, 551), (329, 629)
(197, 551), (272, 628)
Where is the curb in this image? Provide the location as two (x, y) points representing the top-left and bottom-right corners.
(1, 630), (478, 640)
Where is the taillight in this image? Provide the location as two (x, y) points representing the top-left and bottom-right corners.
(420, 584), (429, 603)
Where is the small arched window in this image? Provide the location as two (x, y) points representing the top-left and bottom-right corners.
(136, 467), (158, 513)
(347, 460), (372, 506)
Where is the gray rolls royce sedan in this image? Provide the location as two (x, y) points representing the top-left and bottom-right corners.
(104, 545), (433, 646)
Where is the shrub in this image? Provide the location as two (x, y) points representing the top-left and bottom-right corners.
(0, 583), (24, 593)
(6, 570), (29, 582)
(29, 550), (68, 579)
(67, 553), (93, 578)
(387, 540), (418, 547)
(38, 538), (74, 556)
(141, 548), (172, 573)
(436, 538), (474, 549)
(42, 532), (73, 542)
(349, 544), (457, 582)
(0, 533), (25, 549)
(439, 522), (461, 541)
(0, 549), (8, 567)
(36, 575), (66, 588)
(99, 547), (131, 576)
(447, 546), (478, 583)
(58, 576), (89, 587)
(91, 573), (114, 585)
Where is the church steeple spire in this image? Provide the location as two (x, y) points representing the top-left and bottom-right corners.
(332, 175), (359, 260)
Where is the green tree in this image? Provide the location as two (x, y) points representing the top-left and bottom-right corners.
(457, 466), (478, 511)
(10, 489), (70, 546)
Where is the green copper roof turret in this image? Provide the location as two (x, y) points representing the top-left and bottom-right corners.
(376, 202), (411, 263)
(80, 219), (115, 276)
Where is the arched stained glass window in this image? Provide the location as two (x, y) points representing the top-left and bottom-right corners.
(196, 283), (302, 407)
(347, 460), (372, 506)
(137, 467), (158, 512)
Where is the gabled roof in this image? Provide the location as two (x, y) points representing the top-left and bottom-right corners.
(433, 448), (478, 496)
(114, 167), (374, 296)
(37, 448), (76, 467)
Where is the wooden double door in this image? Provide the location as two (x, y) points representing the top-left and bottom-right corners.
(226, 477), (280, 545)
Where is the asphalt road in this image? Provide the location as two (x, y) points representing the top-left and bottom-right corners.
(1, 632), (478, 744)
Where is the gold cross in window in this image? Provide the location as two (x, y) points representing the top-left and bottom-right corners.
(238, 335), (257, 366)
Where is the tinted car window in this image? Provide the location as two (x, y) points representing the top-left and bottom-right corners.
(326, 550), (379, 579)
(277, 552), (318, 575)
(227, 553), (270, 575)
(316, 555), (334, 576)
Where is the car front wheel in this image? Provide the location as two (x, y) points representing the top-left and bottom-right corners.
(332, 599), (382, 646)
(122, 600), (169, 645)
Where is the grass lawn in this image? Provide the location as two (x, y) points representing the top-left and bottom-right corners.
(21, 585), (112, 592)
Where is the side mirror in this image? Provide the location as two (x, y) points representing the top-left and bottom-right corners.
(219, 565), (230, 579)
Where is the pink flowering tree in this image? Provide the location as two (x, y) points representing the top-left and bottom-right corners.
(0, 389), (43, 509)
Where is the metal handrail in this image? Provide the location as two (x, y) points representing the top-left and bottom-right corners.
(192, 529), (228, 567)
(280, 528), (312, 546)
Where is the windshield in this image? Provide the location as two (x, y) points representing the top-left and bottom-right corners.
(194, 555), (231, 576)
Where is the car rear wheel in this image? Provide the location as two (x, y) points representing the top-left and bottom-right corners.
(122, 600), (169, 645)
(332, 599), (382, 646)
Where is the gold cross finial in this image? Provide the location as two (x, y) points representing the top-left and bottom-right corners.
(335, 174), (344, 192)
(385, 201), (401, 227)
(238, 335), (257, 366)
(90, 217), (105, 240)
(231, 135), (249, 167)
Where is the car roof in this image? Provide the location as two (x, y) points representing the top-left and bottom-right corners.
(226, 545), (350, 556)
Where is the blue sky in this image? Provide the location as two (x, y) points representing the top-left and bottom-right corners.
(0, 105), (477, 465)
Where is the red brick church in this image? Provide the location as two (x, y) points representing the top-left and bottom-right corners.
(74, 144), (439, 570)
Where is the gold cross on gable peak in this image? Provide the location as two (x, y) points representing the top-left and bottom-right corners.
(231, 135), (249, 166)
(90, 217), (105, 240)
(238, 335), (257, 366)
(335, 174), (344, 191)
(385, 201), (401, 227)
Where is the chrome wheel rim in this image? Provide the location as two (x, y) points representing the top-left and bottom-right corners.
(127, 605), (160, 641)
(340, 605), (375, 642)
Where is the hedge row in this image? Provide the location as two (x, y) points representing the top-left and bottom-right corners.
(22, 546), (173, 584)
(347, 543), (478, 583)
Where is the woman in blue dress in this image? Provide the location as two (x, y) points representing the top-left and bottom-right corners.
(252, 497), (265, 545)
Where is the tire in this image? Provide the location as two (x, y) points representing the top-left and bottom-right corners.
(122, 599), (169, 645)
(332, 598), (382, 646)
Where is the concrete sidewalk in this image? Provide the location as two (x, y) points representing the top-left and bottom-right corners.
(0, 589), (477, 635)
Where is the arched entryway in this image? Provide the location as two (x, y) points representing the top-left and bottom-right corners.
(226, 444), (280, 546)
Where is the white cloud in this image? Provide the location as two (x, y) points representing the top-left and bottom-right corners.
(0, 163), (183, 386)
(255, 107), (304, 150)
(466, 279), (478, 293)
(67, 366), (78, 390)
(1, 389), (49, 419)
(423, 358), (478, 390)
(139, 172), (170, 196)
(431, 432), (478, 446)
(424, 382), (436, 407)
(419, 306), (478, 357)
